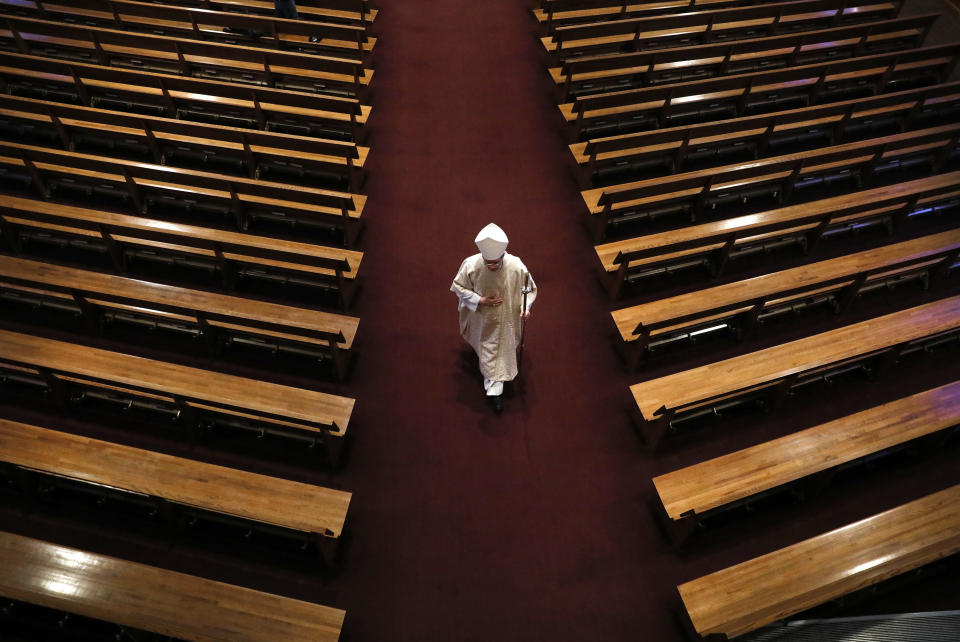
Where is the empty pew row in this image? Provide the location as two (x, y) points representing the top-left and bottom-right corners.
(631, 294), (960, 450)
(0, 419), (351, 565)
(678, 484), (960, 641)
(0, 530), (345, 641)
(0, 329), (354, 466)
(594, 171), (960, 298)
(0, 0), (376, 61)
(534, 0), (788, 33)
(0, 13), (373, 100)
(0, 255), (358, 379)
(0, 195), (362, 310)
(551, 14), (936, 102)
(0, 93), (367, 191)
(611, 228), (960, 366)
(0, 51), (370, 142)
(653, 381), (960, 546)
(0, 140), (366, 248)
(571, 81), (960, 189)
(560, 43), (960, 143)
(582, 121), (960, 241)
(172, 0), (378, 26)
(542, 0), (904, 63)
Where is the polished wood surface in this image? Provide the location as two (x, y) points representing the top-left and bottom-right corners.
(0, 531), (345, 641)
(678, 483), (960, 638)
(655, 381), (960, 521)
(630, 295), (960, 421)
(0, 329), (354, 435)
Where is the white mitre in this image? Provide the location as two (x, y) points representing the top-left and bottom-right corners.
(475, 223), (508, 260)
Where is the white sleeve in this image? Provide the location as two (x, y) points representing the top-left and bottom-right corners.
(451, 261), (481, 311)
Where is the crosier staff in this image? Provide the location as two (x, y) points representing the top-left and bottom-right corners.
(517, 271), (531, 373)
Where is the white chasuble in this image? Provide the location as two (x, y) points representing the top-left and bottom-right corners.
(450, 253), (538, 383)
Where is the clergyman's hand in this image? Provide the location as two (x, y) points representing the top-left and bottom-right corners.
(520, 310), (531, 319)
(480, 295), (503, 306)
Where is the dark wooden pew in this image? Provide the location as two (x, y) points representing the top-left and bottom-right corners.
(0, 194), (363, 309)
(177, 0), (378, 26)
(678, 484), (960, 640)
(551, 14), (936, 102)
(0, 140), (366, 247)
(654, 381), (960, 546)
(542, 0), (904, 63)
(534, 0), (786, 33)
(0, 93), (368, 191)
(631, 294), (960, 450)
(0, 50), (371, 142)
(0, 328), (355, 465)
(582, 121), (960, 241)
(570, 80), (960, 188)
(0, 255), (359, 379)
(0, 418), (352, 564)
(561, 43), (960, 142)
(0, 13), (373, 100)
(0, 530), (345, 641)
(594, 171), (960, 301)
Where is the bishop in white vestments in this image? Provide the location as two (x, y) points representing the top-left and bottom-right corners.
(451, 223), (538, 413)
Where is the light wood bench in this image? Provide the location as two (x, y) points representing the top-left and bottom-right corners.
(570, 80), (960, 188)
(0, 12), (373, 101)
(0, 92), (368, 191)
(0, 50), (371, 142)
(594, 171), (960, 299)
(0, 255), (359, 379)
(0, 139), (366, 248)
(0, 194), (363, 310)
(677, 483), (960, 640)
(551, 14), (936, 103)
(560, 43), (960, 143)
(0, 530), (345, 641)
(189, 0), (378, 27)
(0, 328), (355, 465)
(582, 120), (960, 241)
(654, 380), (960, 545)
(611, 228), (960, 367)
(630, 294), (960, 449)
(535, 0), (786, 33)
(0, 418), (352, 563)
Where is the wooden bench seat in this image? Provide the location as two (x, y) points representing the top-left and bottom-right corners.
(678, 483), (960, 640)
(534, 0), (786, 33)
(542, 0), (903, 63)
(0, 530), (345, 641)
(0, 255), (359, 379)
(0, 13), (373, 100)
(570, 81), (960, 188)
(611, 228), (960, 366)
(0, 418), (351, 562)
(0, 328), (354, 464)
(188, 0), (377, 26)
(0, 93), (367, 191)
(0, 194), (362, 309)
(550, 14), (936, 103)
(630, 294), (960, 449)
(654, 381), (960, 546)
(0, 140), (366, 247)
(581, 121), (960, 241)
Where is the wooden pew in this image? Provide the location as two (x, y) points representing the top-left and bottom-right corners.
(0, 329), (354, 465)
(177, 0), (378, 26)
(654, 381), (960, 546)
(0, 419), (351, 563)
(542, 0), (904, 63)
(0, 140), (366, 248)
(535, 0), (786, 33)
(0, 93), (368, 191)
(0, 0), (377, 61)
(570, 80), (960, 188)
(630, 294), (960, 450)
(0, 255), (359, 379)
(0, 530), (345, 641)
(0, 194), (363, 309)
(0, 50), (370, 143)
(560, 43), (960, 142)
(594, 172), (960, 299)
(677, 483), (960, 640)
(611, 228), (960, 366)
(0, 13), (373, 100)
(582, 121), (960, 241)
(551, 14), (937, 102)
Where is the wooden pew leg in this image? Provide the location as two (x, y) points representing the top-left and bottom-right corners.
(635, 411), (671, 453)
(330, 341), (350, 382)
(313, 531), (339, 570)
(652, 500), (699, 549)
(324, 435), (346, 470)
